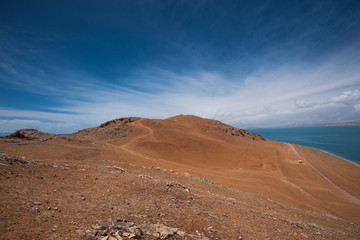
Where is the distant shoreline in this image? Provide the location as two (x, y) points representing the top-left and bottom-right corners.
(274, 121), (360, 128)
(249, 126), (360, 168)
(318, 148), (360, 167)
(285, 141), (360, 167)
(247, 124), (360, 130)
(292, 141), (360, 167)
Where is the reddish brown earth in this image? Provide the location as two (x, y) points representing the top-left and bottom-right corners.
(0, 115), (359, 239)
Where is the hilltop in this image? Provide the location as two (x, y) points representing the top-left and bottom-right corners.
(0, 115), (359, 239)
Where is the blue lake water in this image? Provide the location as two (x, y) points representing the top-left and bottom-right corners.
(248, 126), (360, 165)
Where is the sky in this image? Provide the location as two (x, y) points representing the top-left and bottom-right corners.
(1, 0), (360, 133)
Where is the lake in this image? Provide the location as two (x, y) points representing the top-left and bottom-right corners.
(248, 126), (360, 165)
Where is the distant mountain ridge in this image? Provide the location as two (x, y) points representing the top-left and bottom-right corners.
(278, 120), (360, 128)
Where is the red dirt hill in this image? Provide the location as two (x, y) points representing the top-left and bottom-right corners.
(68, 114), (360, 223)
(1, 115), (359, 239)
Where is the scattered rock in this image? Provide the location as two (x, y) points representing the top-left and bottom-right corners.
(30, 207), (40, 213)
(0, 154), (31, 165)
(95, 220), (110, 230)
(176, 230), (187, 237)
(111, 166), (126, 173)
(89, 219), (199, 239)
(137, 175), (152, 179)
(184, 172), (191, 177)
(166, 182), (190, 192)
(300, 233), (308, 238)
(54, 207), (61, 212)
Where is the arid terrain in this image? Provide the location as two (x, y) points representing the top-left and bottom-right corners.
(0, 115), (359, 239)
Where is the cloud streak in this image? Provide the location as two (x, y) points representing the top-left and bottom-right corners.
(1, 46), (360, 133)
(1, 1), (360, 133)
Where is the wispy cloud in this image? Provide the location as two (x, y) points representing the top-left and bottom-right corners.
(1, 46), (360, 133)
(1, 1), (360, 133)
(330, 89), (360, 105)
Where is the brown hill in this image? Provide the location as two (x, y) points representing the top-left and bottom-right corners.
(5, 129), (55, 141)
(72, 117), (141, 139)
(0, 115), (359, 239)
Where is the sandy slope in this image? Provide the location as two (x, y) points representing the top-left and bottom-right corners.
(127, 116), (360, 223)
(0, 115), (359, 239)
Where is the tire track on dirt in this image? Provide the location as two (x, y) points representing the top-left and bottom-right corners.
(287, 143), (360, 204)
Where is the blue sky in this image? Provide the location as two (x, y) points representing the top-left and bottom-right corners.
(1, 0), (360, 133)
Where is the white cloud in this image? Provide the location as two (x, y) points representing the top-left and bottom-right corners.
(1, 34), (360, 132)
(0, 119), (41, 133)
(330, 89), (360, 105)
(354, 104), (360, 112)
(293, 89), (360, 111)
(2, 64), (360, 133)
(295, 100), (317, 109)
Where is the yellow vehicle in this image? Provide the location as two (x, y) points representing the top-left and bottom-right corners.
(298, 159), (303, 163)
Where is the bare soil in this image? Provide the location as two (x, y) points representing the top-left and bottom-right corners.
(0, 115), (359, 239)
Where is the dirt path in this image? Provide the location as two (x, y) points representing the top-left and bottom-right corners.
(287, 143), (360, 204)
(104, 119), (157, 161)
(121, 119), (155, 149)
(105, 119), (185, 168)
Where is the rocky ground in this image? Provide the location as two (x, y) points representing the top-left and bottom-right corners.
(1, 115), (359, 239)
(1, 152), (359, 239)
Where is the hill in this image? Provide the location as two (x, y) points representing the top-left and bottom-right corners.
(0, 115), (359, 239)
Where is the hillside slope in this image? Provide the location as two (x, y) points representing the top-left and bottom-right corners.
(1, 115), (359, 239)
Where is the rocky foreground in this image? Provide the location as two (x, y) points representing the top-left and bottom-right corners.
(0, 115), (359, 239)
(0, 152), (359, 239)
